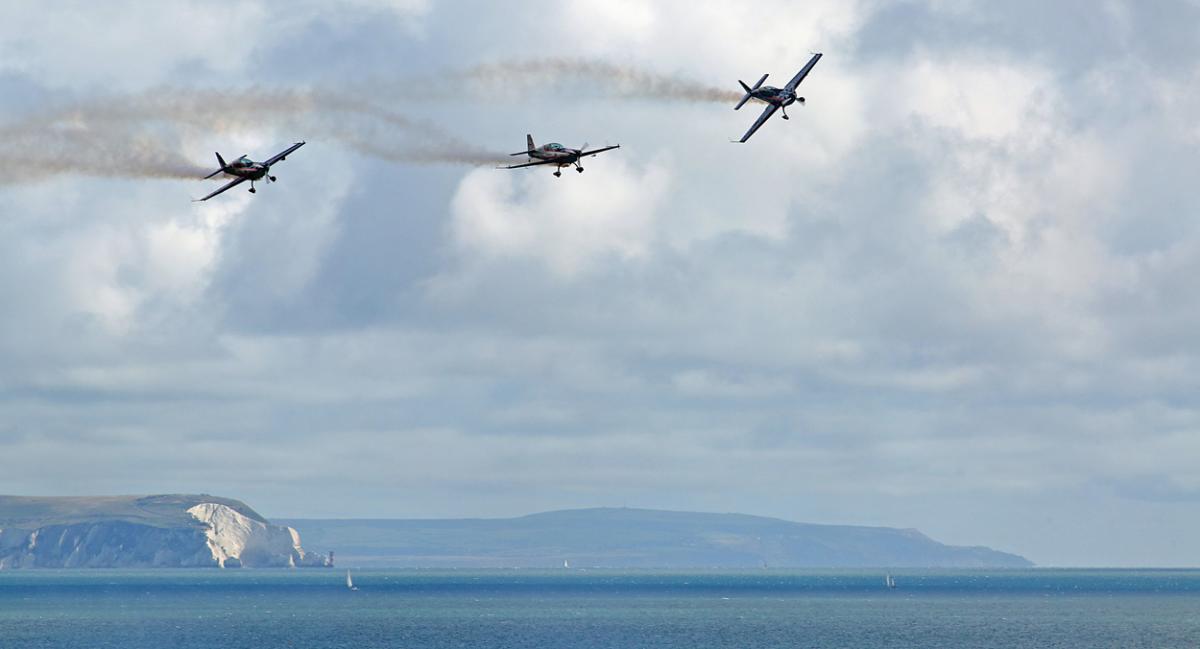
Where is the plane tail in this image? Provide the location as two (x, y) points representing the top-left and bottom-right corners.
(735, 74), (769, 110)
(510, 134), (537, 158)
(203, 152), (228, 179)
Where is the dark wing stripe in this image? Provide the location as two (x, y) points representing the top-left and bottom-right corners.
(578, 145), (620, 157)
(262, 141), (306, 167)
(739, 104), (779, 143)
(500, 159), (560, 169)
(785, 53), (822, 91)
(196, 176), (248, 202)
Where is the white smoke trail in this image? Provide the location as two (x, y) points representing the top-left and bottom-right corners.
(0, 110), (212, 184)
(0, 88), (509, 185)
(445, 59), (744, 104)
(0, 56), (733, 186)
(0, 137), (209, 184)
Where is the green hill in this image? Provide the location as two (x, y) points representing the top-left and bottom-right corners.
(281, 507), (1031, 568)
(0, 494), (268, 529)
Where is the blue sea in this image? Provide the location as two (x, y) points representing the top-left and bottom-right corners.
(2, 569), (1199, 648)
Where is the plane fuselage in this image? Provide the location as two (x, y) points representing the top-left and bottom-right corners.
(752, 86), (798, 107)
(528, 143), (582, 167)
(224, 158), (270, 180)
(502, 136), (619, 177)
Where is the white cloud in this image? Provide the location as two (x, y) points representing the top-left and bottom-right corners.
(0, 3), (270, 86)
(5, 0), (1200, 566)
(0, 0), (430, 87)
(894, 56), (1055, 141)
(448, 158), (669, 278)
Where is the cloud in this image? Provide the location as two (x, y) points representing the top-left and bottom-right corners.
(447, 158), (669, 278)
(0, 1), (430, 87)
(4, 0), (1200, 567)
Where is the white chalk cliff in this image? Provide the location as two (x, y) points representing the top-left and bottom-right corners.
(0, 494), (329, 569)
(187, 503), (315, 568)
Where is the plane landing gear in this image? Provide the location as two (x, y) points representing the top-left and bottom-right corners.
(268, 175), (277, 182)
(576, 167), (584, 173)
(249, 187), (256, 194)
(553, 170), (562, 178)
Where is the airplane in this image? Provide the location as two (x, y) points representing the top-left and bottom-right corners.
(733, 53), (822, 143)
(195, 141), (306, 202)
(499, 134), (620, 177)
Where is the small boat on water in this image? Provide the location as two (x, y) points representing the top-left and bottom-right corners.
(885, 574), (897, 589)
(347, 570), (359, 591)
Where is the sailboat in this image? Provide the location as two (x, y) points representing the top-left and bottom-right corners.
(563, 559), (570, 569)
(346, 569), (359, 591)
(885, 574), (897, 589)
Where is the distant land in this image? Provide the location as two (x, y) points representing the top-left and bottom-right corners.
(280, 507), (1032, 568)
(0, 499), (1031, 569)
(0, 495), (328, 569)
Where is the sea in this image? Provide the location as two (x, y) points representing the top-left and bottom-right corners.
(2, 569), (1199, 648)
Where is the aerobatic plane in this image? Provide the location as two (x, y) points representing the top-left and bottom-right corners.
(195, 141), (306, 202)
(733, 53), (822, 143)
(499, 135), (620, 177)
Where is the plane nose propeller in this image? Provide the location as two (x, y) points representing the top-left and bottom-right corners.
(574, 143), (589, 173)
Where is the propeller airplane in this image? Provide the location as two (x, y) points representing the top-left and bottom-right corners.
(499, 134), (620, 177)
(733, 53), (822, 143)
(195, 141), (306, 202)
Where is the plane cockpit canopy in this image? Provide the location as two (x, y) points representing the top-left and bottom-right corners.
(548, 143), (564, 150)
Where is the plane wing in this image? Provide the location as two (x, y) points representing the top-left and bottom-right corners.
(578, 145), (620, 157)
(499, 158), (560, 170)
(738, 104), (779, 143)
(262, 141), (306, 167)
(785, 53), (822, 92)
(195, 176), (248, 202)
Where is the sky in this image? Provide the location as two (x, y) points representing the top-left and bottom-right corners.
(1, 0), (1199, 567)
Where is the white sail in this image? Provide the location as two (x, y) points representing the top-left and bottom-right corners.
(346, 570), (357, 590)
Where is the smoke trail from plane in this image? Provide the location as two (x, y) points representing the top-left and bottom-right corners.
(0, 55), (736, 186)
(0, 88), (508, 185)
(446, 58), (744, 104)
(0, 135), (210, 185)
(0, 116), (212, 184)
(320, 102), (504, 166)
(336, 132), (503, 167)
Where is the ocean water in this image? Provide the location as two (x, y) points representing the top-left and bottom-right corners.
(2, 569), (1199, 648)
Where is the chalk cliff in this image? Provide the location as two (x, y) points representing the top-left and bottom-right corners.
(0, 495), (328, 569)
(186, 502), (314, 568)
